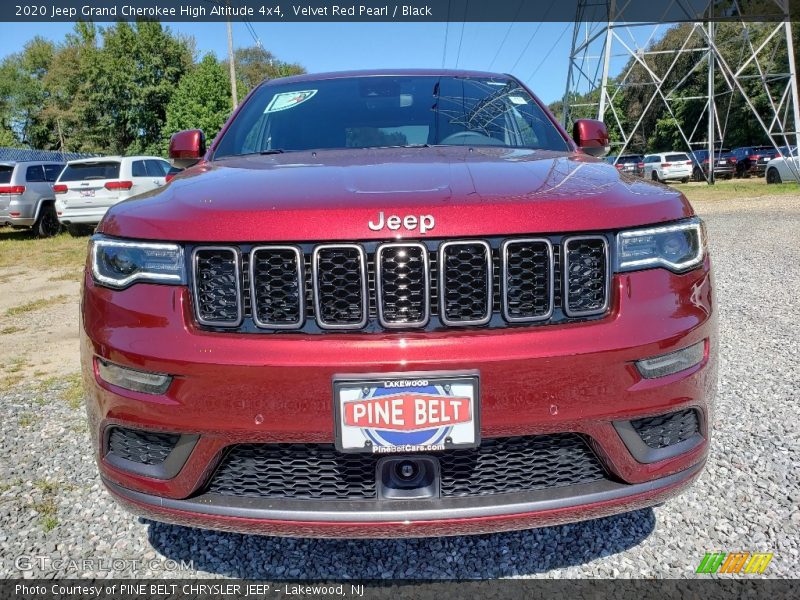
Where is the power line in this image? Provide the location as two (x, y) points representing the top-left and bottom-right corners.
(454, 0), (470, 68)
(441, 0), (452, 68)
(526, 23), (571, 82)
(507, 0), (556, 74)
(487, 0), (525, 71)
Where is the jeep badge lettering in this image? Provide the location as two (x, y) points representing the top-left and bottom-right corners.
(368, 211), (435, 234)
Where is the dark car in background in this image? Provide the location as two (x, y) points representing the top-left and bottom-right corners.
(690, 149), (734, 181)
(606, 154), (644, 177)
(730, 146), (778, 178)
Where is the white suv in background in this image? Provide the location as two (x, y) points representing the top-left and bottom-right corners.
(54, 156), (171, 234)
(642, 152), (693, 183)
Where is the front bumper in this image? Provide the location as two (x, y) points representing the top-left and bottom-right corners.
(81, 260), (717, 537)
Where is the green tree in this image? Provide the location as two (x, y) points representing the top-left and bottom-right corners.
(0, 37), (56, 148)
(81, 21), (194, 154)
(162, 53), (231, 151)
(233, 46), (306, 95)
(40, 22), (100, 153)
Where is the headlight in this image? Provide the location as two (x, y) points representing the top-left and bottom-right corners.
(616, 218), (705, 273)
(91, 236), (185, 289)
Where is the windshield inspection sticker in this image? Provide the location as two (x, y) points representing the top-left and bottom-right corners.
(265, 90), (317, 113)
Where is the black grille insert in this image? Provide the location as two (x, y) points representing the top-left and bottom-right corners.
(313, 245), (368, 328)
(376, 243), (429, 327)
(205, 434), (608, 501)
(107, 427), (180, 465)
(502, 239), (553, 322)
(251, 246), (304, 328)
(563, 236), (608, 317)
(631, 409), (700, 449)
(439, 241), (492, 325)
(193, 247), (241, 326)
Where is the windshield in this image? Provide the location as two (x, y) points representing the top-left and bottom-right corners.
(213, 75), (570, 158)
(59, 161), (120, 182)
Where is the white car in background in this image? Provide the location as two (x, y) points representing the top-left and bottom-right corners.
(765, 147), (800, 184)
(642, 152), (693, 183)
(54, 156), (171, 234)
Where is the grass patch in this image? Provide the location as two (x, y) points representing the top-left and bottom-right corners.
(48, 271), (83, 283)
(1, 357), (28, 390)
(62, 373), (85, 409)
(33, 497), (59, 531)
(5, 294), (70, 317)
(0, 325), (24, 335)
(18, 412), (38, 427)
(0, 227), (89, 271)
(0, 374), (23, 391)
(673, 179), (800, 202)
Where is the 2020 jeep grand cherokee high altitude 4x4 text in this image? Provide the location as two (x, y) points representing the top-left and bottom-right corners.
(81, 70), (716, 538)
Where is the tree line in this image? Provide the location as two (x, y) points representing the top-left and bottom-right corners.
(0, 21), (305, 156)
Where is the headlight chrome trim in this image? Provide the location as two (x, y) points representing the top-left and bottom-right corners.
(90, 236), (186, 290)
(616, 218), (705, 274)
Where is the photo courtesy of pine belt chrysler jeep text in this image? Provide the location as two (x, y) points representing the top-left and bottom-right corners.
(81, 70), (717, 538)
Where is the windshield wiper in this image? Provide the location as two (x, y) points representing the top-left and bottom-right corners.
(259, 149), (286, 155)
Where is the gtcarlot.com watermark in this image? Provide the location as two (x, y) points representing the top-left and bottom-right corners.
(13, 555), (194, 574)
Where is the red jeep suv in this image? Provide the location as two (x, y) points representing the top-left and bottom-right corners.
(81, 70), (716, 538)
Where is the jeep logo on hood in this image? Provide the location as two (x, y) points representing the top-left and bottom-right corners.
(368, 212), (435, 234)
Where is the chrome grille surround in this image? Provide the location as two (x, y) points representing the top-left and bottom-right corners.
(375, 242), (430, 328)
(562, 235), (611, 318)
(249, 245), (305, 329)
(438, 240), (493, 327)
(500, 238), (554, 323)
(192, 246), (243, 327)
(312, 244), (369, 330)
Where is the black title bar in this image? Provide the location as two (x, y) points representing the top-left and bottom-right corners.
(3, 0), (798, 22)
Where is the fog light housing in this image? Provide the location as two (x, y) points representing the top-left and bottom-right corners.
(635, 341), (705, 379)
(97, 359), (172, 394)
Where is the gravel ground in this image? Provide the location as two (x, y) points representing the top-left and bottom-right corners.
(0, 195), (797, 579)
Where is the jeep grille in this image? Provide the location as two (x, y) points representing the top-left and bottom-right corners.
(190, 236), (610, 333)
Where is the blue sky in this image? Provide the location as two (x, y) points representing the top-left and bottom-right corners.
(0, 21), (584, 103)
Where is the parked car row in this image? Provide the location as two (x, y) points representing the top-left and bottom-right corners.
(607, 144), (799, 184)
(0, 155), (178, 237)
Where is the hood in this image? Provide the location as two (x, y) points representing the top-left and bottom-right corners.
(99, 146), (694, 242)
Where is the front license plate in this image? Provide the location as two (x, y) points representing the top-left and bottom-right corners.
(334, 374), (479, 454)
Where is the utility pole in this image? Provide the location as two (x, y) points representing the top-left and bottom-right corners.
(707, 19), (715, 184)
(226, 13), (238, 110)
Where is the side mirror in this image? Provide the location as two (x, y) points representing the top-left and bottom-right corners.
(573, 119), (609, 157)
(169, 129), (206, 169)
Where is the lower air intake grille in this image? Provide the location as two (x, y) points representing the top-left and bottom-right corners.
(438, 434), (606, 497)
(631, 409), (701, 449)
(107, 427), (180, 465)
(208, 444), (378, 500)
(205, 434), (608, 501)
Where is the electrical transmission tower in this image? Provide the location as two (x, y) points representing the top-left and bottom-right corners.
(562, 0), (800, 183)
